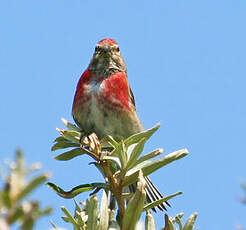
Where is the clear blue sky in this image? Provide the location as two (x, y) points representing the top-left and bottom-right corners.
(1, 0), (246, 229)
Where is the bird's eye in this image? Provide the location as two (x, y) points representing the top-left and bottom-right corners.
(95, 46), (100, 52)
(116, 47), (120, 52)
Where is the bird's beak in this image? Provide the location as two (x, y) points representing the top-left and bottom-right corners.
(102, 45), (110, 54)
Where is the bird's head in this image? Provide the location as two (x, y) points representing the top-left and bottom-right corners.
(88, 39), (127, 76)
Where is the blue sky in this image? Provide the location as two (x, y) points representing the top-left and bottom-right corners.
(1, 0), (246, 229)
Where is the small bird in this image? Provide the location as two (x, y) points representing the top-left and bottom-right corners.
(72, 38), (169, 211)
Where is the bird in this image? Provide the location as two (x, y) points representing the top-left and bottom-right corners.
(72, 38), (169, 211)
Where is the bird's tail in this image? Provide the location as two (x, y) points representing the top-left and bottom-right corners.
(129, 176), (170, 212)
(144, 176), (170, 211)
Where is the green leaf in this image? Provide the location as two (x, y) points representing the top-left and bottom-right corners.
(15, 149), (25, 175)
(122, 170), (146, 230)
(61, 118), (81, 132)
(135, 148), (163, 166)
(145, 211), (156, 230)
(61, 206), (80, 230)
(143, 191), (182, 211)
(61, 216), (70, 222)
(16, 174), (49, 202)
(126, 138), (147, 170)
(56, 128), (80, 142)
(183, 212), (198, 230)
(74, 199), (82, 213)
(1, 191), (11, 208)
(125, 160), (151, 179)
(73, 201), (85, 227)
(100, 135), (118, 148)
(75, 210), (85, 227)
(98, 190), (109, 230)
(103, 156), (122, 169)
(54, 148), (85, 161)
(54, 136), (67, 143)
(124, 123), (160, 147)
(38, 207), (53, 217)
(46, 182), (107, 199)
(172, 213), (184, 230)
(51, 141), (80, 151)
(86, 195), (98, 230)
(123, 149), (188, 187)
(21, 218), (35, 230)
(111, 141), (127, 170)
(8, 206), (24, 223)
(50, 221), (58, 229)
(163, 214), (175, 230)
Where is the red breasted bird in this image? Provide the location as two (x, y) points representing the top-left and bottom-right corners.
(72, 38), (169, 211)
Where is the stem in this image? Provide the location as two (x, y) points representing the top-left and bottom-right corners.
(80, 137), (126, 227)
(102, 161), (125, 228)
(80, 146), (99, 161)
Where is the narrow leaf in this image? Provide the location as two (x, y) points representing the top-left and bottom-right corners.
(122, 170), (146, 230)
(183, 212), (198, 230)
(16, 174), (49, 202)
(163, 214), (175, 230)
(136, 148), (163, 166)
(61, 216), (69, 222)
(145, 210), (156, 230)
(7, 206), (23, 223)
(56, 128), (80, 142)
(75, 210), (85, 227)
(1, 191), (11, 208)
(111, 141), (127, 169)
(61, 206), (79, 230)
(173, 213), (184, 230)
(126, 138), (147, 170)
(103, 156), (122, 169)
(98, 191), (109, 230)
(123, 149), (188, 187)
(74, 199), (82, 212)
(101, 135), (118, 148)
(61, 118), (81, 132)
(54, 148), (85, 161)
(143, 191), (182, 211)
(54, 136), (67, 143)
(38, 207), (53, 217)
(86, 195), (98, 230)
(50, 221), (58, 229)
(21, 218), (35, 230)
(126, 161), (151, 177)
(46, 182), (107, 198)
(124, 123), (160, 147)
(51, 141), (80, 151)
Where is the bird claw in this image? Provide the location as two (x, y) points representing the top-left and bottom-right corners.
(80, 133), (103, 160)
